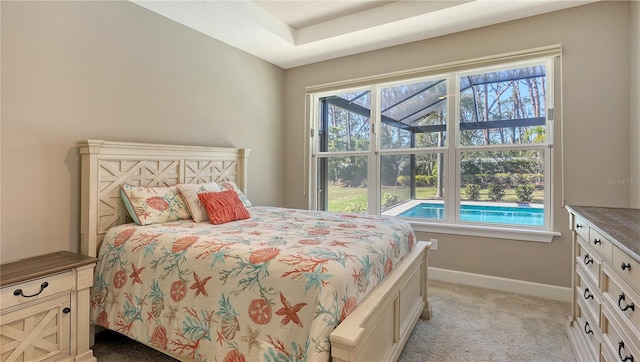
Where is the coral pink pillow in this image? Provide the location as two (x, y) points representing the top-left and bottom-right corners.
(197, 190), (250, 225)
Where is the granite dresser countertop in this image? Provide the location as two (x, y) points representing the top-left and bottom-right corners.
(566, 205), (640, 263)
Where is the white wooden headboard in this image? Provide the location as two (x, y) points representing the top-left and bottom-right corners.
(78, 140), (250, 257)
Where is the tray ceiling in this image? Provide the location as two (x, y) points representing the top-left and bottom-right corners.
(131, 0), (597, 69)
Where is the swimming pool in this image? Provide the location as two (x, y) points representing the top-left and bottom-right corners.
(399, 203), (544, 226)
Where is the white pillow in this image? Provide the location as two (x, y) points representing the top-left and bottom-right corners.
(176, 182), (223, 222)
(218, 181), (252, 207)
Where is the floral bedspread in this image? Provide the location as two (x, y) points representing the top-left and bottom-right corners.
(91, 207), (415, 362)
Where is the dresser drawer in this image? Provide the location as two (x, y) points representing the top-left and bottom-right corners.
(589, 228), (613, 265)
(0, 271), (73, 310)
(576, 264), (601, 326)
(575, 301), (601, 359)
(612, 246), (640, 294)
(573, 215), (590, 242)
(577, 238), (601, 288)
(602, 306), (639, 362)
(602, 263), (640, 340)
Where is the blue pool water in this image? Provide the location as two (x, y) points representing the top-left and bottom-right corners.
(399, 203), (544, 226)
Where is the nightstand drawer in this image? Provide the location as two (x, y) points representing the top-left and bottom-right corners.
(0, 294), (71, 361)
(0, 271), (73, 310)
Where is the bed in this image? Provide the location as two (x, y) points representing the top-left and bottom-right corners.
(79, 139), (431, 362)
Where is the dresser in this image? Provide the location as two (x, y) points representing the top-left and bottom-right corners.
(566, 206), (640, 362)
(0, 251), (97, 362)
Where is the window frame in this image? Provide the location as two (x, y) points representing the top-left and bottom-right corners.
(452, 59), (554, 232)
(308, 48), (562, 243)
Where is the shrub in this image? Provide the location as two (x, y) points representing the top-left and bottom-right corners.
(515, 184), (535, 203)
(464, 184), (481, 201)
(415, 175), (436, 187)
(487, 184), (505, 201)
(345, 202), (366, 214)
(427, 175), (437, 186)
(382, 193), (399, 208)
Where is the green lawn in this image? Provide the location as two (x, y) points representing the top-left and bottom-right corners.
(327, 184), (544, 212)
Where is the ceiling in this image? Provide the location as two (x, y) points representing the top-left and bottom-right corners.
(131, 0), (597, 69)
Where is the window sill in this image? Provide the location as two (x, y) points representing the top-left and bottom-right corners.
(408, 220), (560, 243)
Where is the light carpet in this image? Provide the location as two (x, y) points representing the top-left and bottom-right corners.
(92, 280), (576, 361)
(398, 280), (575, 361)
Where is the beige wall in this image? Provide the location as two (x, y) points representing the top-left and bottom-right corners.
(631, 1), (640, 208)
(283, 1), (632, 287)
(0, 1), (285, 263)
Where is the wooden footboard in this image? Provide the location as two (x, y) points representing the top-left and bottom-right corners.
(98, 241), (431, 362)
(330, 241), (432, 362)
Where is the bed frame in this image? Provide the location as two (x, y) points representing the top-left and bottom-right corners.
(78, 139), (431, 362)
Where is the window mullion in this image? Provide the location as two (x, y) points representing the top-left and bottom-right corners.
(308, 94), (318, 210)
(447, 74), (458, 222)
(544, 57), (555, 229)
(544, 147), (552, 229)
(369, 86), (381, 215)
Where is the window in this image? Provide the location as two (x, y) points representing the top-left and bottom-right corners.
(315, 90), (371, 213)
(309, 51), (559, 241)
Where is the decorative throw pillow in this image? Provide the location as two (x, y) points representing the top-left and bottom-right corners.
(121, 184), (191, 225)
(176, 182), (223, 222)
(197, 190), (250, 225)
(121, 188), (142, 225)
(218, 181), (252, 207)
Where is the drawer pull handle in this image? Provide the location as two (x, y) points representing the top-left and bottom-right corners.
(618, 341), (634, 362)
(593, 238), (601, 245)
(621, 262), (632, 271)
(618, 293), (636, 312)
(13, 282), (49, 298)
(584, 321), (593, 335)
(584, 255), (593, 265)
(583, 288), (594, 300)
(63, 307), (71, 314)
(576, 224), (584, 229)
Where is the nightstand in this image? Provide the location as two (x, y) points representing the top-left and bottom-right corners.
(0, 251), (97, 362)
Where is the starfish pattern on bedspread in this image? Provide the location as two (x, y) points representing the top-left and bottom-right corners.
(90, 206), (415, 361)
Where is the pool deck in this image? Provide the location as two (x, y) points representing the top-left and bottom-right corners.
(382, 199), (544, 217)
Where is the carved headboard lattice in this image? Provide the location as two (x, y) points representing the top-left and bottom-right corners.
(78, 140), (250, 257)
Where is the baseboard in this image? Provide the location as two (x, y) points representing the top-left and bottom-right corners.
(428, 267), (572, 302)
